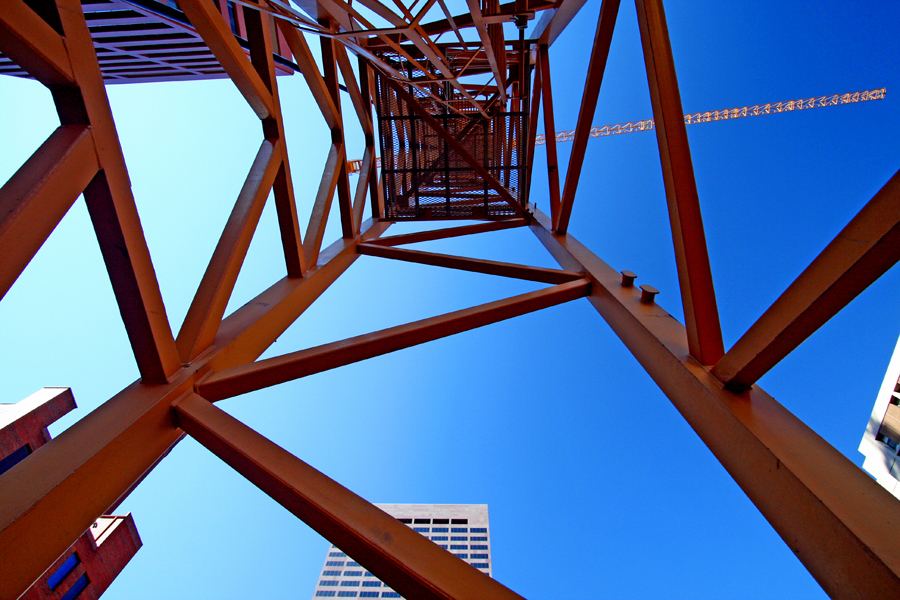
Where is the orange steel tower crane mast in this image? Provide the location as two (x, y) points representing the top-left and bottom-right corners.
(0, 0), (899, 599)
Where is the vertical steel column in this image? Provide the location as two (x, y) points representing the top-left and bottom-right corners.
(635, 0), (723, 364)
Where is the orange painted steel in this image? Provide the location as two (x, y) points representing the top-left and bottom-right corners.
(2, 0), (900, 598)
(173, 393), (528, 600)
(712, 167), (900, 390)
(197, 279), (588, 402)
(556, 0), (620, 235)
(0, 126), (98, 301)
(635, 0), (724, 365)
(538, 45), (561, 229)
(528, 206), (900, 598)
(357, 243), (585, 284)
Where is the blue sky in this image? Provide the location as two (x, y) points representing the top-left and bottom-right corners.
(1, 1), (899, 598)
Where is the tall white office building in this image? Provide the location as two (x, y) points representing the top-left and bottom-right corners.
(860, 334), (900, 499)
(311, 504), (491, 599)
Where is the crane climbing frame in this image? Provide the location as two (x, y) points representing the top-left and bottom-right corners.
(0, 0), (899, 599)
(348, 87), (887, 172)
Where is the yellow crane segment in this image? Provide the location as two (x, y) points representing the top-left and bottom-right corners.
(348, 88), (885, 173)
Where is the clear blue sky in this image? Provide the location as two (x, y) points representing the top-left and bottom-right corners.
(1, 1), (899, 598)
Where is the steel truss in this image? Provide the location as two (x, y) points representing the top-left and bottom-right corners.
(1, 0), (899, 598)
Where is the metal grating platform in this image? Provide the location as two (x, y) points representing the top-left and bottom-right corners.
(374, 72), (526, 220)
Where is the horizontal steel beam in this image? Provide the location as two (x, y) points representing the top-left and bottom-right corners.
(358, 243), (584, 284)
(712, 167), (900, 390)
(173, 393), (527, 600)
(528, 208), (900, 599)
(197, 278), (590, 401)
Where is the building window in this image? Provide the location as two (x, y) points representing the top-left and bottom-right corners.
(329, 552), (348, 558)
(437, 545), (448, 549)
(412, 527), (429, 533)
(381, 593), (401, 598)
(469, 528), (487, 533)
(0, 444), (32, 476)
(320, 581), (339, 587)
(362, 581), (382, 587)
(470, 536), (487, 542)
(453, 553), (468, 559)
(413, 518), (430, 524)
(431, 536), (448, 541)
(471, 563), (490, 569)
(47, 553), (80, 589)
(431, 527), (448, 533)
(226, 1), (239, 34)
(397, 518), (412, 524)
(337, 592), (358, 598)
(360, 593), (380, 598)
(344, 571), (363, 577)
(59, 574), (89, 600)
(450, 545), (467, 550)
(316, 592), (337, 598)
(323, 571), (342, 577)
(326, 561), (345, 567)
(471, 554), (488, 559)
(341, 581), (361, 587)
(432, 518), (449, 524)
(450, 528), (467, 533)
(470, 545), (488, 550)
(346, 562), (361, 568)
(450, 536), (467, 541)
(451, 519), (468, 524)
(364, 572), (376, 577)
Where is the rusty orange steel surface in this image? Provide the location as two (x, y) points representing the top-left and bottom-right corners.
(1, 0), (899, 599)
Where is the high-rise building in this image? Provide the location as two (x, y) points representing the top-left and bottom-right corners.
(860, 334), (900, 499)
(311, 505), (491, 600)
(1, 388), (142, 600)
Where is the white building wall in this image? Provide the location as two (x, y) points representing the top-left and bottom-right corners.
(860, 334), (900, 499)
(310, 504), (491, 600)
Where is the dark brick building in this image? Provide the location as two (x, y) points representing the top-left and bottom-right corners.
(1, 388), (142, 600)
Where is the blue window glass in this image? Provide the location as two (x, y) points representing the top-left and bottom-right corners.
(362, 581), (382, 587)
(364, 572), (376, 577)
(0, 444), (31, 476)
(321, 581), (339, 587)
(471, 554), (488, 559)
(47, 553), (80, 589)
(360, 593), (380, 598)
(326, 561), (345, 567)
(329, 552), (348, 558)
(431, 536), (447, 541)
(450, 528), (467, 533)
(316, 592), (337, 597)
(450, 536), (467, 541)
(470, 536), (487, 542)
(453, 553), (468, 559)
(382, 593), (401, 598)
(344, 571), (362, 577)
(470, 528), (487, 533)
(438, 544), (448, 549)
(59, 574), (89, 600)
(471, 563), (490, 569)
(450, 545), (467, 550)
(337, 592), (358, 598)
(347, 562), (361, 567)
(323, 571), (342, 577)
(341, 581), (360, 587)
(431, 527), (448, 533)
(470, 545), (488, 550)
(412, 527), (429, 533)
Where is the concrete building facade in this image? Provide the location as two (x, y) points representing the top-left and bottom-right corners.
(311, 505), (491, 599)
(1, 388), (142, 600)
(860, 334), (900, 499)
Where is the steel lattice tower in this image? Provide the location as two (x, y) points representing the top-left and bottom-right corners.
(1, 0), (899, 598)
